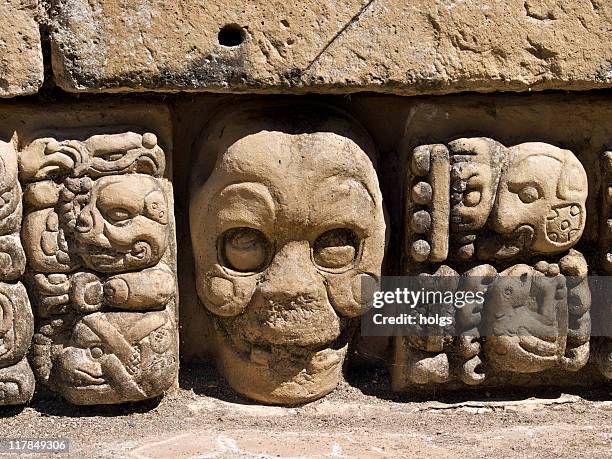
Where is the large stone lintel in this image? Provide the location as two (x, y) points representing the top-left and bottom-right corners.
(50, 0), (612, 95)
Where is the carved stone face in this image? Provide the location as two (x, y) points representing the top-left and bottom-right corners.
(62, 174), (169, 273)
(191, 116), (385, 404)
(449, 138), (506, 233)
(51, 310), (177, 405)
(0, 282), (33, 368)
(0, 282), (34, 406)
(490, 143), (587, 255)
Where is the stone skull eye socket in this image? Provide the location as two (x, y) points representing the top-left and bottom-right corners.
(313, 228), (359, 270)
(221, 227), (271, 272)
(517, 185), (540, 204)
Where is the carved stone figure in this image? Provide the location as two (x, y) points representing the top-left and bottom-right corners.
(32, 310), (176, 405)
(20, 132), (178, 405)
(482, 143), (587, 260)
(481, 250), (590, 374)
(0, 139), (35, 405)
(190, 105), (386, 405)
(57, 174), (169, 273)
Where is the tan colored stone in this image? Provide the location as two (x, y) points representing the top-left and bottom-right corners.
(0, 139), (34, 405)
(51, 0), (612, 95)
(404, 139), (588, 266)
(0, 103), (180, 406)
(597, 150), (612, 380)
(482, 251), (591, 374)
(398, 135), (591, 390)
(189, 103), (386, 405)
(0, 0), (43, 97)
(21, 131), (179, 405)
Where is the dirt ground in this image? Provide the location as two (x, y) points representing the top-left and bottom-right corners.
(1, 364), (610, 459)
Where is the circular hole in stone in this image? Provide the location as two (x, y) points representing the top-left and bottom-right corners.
(218, 24), (246, 47)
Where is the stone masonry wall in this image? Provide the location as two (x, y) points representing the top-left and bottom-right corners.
(0, 1), (610, 407)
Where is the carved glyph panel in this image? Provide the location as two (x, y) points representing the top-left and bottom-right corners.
(20, 131), (178, 405)
(0, 139), (35, 405)
(597, 151), (612, 380)
(405, 139), (587, 266)
(394, 138), (593, 390)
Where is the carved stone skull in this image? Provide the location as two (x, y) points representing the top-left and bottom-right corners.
(489, 143), (587, 256)
(190, 105), (386, 404)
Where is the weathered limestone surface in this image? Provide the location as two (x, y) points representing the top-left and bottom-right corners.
(0, 139), (35, 405)
(0, 0), (43, 97)
(399, 138), (592, 388)
(24, 133), (179, 405)
(50, 0), (612, 95)
(189, 103), (386, 404)
(0, 103), (179, 405)
(173, 94), (612, 397)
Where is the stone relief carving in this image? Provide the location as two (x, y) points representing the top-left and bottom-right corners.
(395, 139), (592, 389)
(405, 139), (587, 266)
(190, 106), (386, 405)
(480, 250), (591, 374)
(0, 110), (605, 407)
(0, 139), (35, 405)
(20, 131), (178, 405)
(597, 151), (612, 380)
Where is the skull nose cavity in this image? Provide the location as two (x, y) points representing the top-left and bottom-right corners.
(259, 281), (319, 305)
(258, 242), (321, 302)
(259, 270), (321, 305)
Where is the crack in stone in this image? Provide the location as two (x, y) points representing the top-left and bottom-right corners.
(302, 0), (377, 73)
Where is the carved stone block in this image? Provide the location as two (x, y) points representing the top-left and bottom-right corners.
(481, 251), (590, 375)
(0, 139), (34, 405)
(20, 131), (178, 405)
(405, 138), (588, 266)
(50, 1), (612, 96)
(395, 138), (592, 390)
(190, 105), (386, 405)
(597, 151), (612, 380)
